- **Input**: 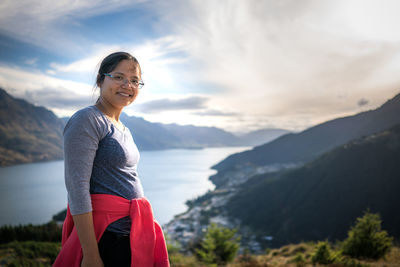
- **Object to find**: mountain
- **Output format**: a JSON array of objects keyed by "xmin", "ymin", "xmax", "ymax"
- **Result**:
[
  {"xmin": 0, "ymin": 88, "xmax": 64, "ymax": 166},
  {"xmin": 122, "ymin": 115, "xmax": 288, "ymax": 150},
  {"xmin": 235, "ymin": 128, "xmax": 291, "ymax": 147},
  {"xmin": 162, "ymin": 123, "xmax": 244, "ymax": 147},
  {"xmin": 213, "ymin": 92, "xmax": 400, "ymax": 172},
  {"xmin": 227, "ymin": 123, "xmax": 400, "ymax": 247},
  {"xmin": 0, "ymin": 88, "xmax": 288, "ymax": 166}
]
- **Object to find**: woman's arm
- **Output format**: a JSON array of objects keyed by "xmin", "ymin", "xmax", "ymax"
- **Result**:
[
  {"xmin": 73, "ymin": 212, "xmax": 104, "ymax": 267},
  {"xmin": 63, "ymin": 108, "xmax": 107, "ymax": 266}
]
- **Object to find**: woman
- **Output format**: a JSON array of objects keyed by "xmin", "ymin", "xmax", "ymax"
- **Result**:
[{"xmin": 53, "ymin": 52, "xmax": 169, "ymax": 267}]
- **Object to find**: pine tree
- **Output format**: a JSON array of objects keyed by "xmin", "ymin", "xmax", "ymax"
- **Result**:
[
  {"xmin": 195, "ymin": 223, "xmax": 240, "ymax": 265},
  {"xmin": 341, "ymin": 210, "xmax": 392, "ymax": 259}
]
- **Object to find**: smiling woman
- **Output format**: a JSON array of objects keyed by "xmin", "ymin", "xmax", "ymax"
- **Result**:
[{"xmin": 53, "ymin": 52, "xmax": 169, "ymax": 267}]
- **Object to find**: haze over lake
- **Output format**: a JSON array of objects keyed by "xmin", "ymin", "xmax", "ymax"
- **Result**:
[{"xmin": 0, "ymin": 147, "xmax": 249, "ymax": 226}]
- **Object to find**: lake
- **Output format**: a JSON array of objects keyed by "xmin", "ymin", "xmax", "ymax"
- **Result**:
[{"xmin": 0, "ymin": 146, "xmax": 249, "ymax": 226}]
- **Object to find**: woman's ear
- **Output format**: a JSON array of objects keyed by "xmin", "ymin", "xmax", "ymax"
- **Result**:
[{"xmin": 96, "ymin": 74, "xmax": 103, "ymax": 88}]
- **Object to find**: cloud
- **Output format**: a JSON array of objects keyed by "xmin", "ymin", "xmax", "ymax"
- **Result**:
[
  {"xmin": 192, "ymin": 109, "xmax": 239, "ymax": 117},
  {"xmin": 135, "ymin": 96, "xmax": 208, "ymax": 113},
  {"xmin": 149, "ymin": 0, "xmax": 400, "ymax": 130},
  {"xmin": 0, "ymin": 65, "xmax": 94, "ymax": 116},
  {"xmin": 24, "ymin": 57, "xmax": 38, "ymax": 66},
  {"xmin": 357, "ymin": 98, "xmax": 369, "ymax": 107},
  {"xmin": 23, "ymin": 88, "xmax": 92, "ymax": 109},
  {"xmin": 0, "ymin": 0, "xmax": 146, "ymax": 53},
  {"xmin": 2, "ymin": 0, "xmax": 400, "ymax": 132}
]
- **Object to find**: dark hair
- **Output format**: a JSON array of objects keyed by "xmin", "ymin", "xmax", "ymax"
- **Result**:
[{"xmin": 96, "ymin": 51, "xmax": 141, "ymax": 87}]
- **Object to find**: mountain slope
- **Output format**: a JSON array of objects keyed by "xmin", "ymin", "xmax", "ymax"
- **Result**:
[
  {"xmin": 227, "ymin": 123, "xmax": 400, "ymax": 247},
  {"xmin": 236, "ymin": 128, "xmax": 291, "ymax": 147},
  {"xmin": 213, "ymin": 92, "xmax": 400, "ymax": 172},
  {"xmin": 0, "ymin": 88, "xmax": 64, "ymax": 166}
]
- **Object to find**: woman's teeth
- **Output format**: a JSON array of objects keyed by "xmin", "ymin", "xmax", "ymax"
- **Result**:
[{"xmin": 118, "ymin": 92, "xmax": 131, "ymax": 97}]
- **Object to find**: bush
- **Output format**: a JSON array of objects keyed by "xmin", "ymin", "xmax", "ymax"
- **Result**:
[
  {"xmin": 287, "ymin": 252, "xmax": 306, "ymax": 267},
  {"xmin": 3, "ymin": 241, "xmax": 60, "ymax": 262},
  {"xmin": 165, "ymin": 234, "xmax": 181, "ymax": 255},
  {"xmin": 169, "ymin": 253, "xmax": 200, "ymax": 267},
  {"xmin": 195, "ymin": 223, "xmax": 240, "ymax": 265},
  {"xmin": 311, "ymin": 241, "xmax": 335, "ymax": 265},
  {"xmin": 341, "ymin": 210, "xmax": 393, "ymax": 259},
  {"xmin": 0, "ymin": 241, "xmax": 61, "ymax": 266},
  {"xmin": 0, "ymin": 222, "xmax": 62, "ymax": 244}
]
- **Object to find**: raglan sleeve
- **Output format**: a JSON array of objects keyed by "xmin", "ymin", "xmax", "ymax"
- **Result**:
[{"xmin": 63, "ymin": 108, "xmax": 106, "ymax": 215}]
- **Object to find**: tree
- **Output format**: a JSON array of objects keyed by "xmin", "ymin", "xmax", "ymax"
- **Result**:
[
  {"xmin": 195, "ymin": 223, "xmax": 240, "ymax": 265},
  {"xmin": 341, "ymin": 210, "xmax": 393, "ymax": 259},
  {"xmin": 311, "ymin": 241, "xmax": 334, "ymax": 265}
]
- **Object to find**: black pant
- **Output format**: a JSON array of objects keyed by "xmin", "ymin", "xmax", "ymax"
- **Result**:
[{"xmin": 98, "ymin": 230, "xmax": 131, "ymax": 267}]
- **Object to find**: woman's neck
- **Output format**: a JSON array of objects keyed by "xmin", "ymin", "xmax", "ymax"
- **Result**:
[{"xmin": 95, "ymin": 98, "xmax": 122, "ymax": 122}]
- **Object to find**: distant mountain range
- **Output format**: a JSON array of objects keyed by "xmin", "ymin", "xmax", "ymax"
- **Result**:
[
  {"xmin": 227, "ymin": 122, "xmax": 400, "ymax": 247},
  {"xmin": 213, "ymin": 92, "xmax": 400, "ymax": 173},
  {"xmin": 0, "ymin": 88, "xmax": 288, "ymax": 166},
  {"xmin": 120, "ymin": 114, "xmax": 244, "ymax": 150}
]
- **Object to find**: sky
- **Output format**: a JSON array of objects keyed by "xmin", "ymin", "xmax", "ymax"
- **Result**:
[{"xmin": 0, "ymin": 0, "xmax": 400, "ymax": 133}]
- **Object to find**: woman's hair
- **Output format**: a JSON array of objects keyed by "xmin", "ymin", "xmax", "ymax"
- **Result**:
[{"xmin": 96, "ymin": 51, "xmax": 141, "ymax": 87}]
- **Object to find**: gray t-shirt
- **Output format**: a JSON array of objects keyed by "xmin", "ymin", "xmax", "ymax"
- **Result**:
[{"xmin": 64, "ymin": 105, "xmax": 144, "ymax": 234}]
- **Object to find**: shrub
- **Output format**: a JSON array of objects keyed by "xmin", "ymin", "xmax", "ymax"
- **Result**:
[
  {"xmin": 311, "ymin": 241, "xmax": 335, "ymax": 265},
  {"xmin": 0, "ymin": 241, "xmax": 61, "ymax": 266},
  {"xmin": 195, "ymin": 223, "xmax": 240, "ymax": 265},
  {"xmin": 5, "ymin": 241, "xmax": 60, "ymax": 262},
  {"xmin": 0, "ymin": 222, "xmax": 62, "ymax": 244},
  {"xmin": 165, "ymin": 234, "xmax": 181, "ymax": 255},
  {"xmin": 341, "ymin": 210, "xmax": 393, "ymax": 259},
  {"xmin": 169, "ymin": 253, "xmax": 200, "ymax": 267},
  {"xmin": 287, "ymin": 252, "xmax": 307, "ymax": 267}
]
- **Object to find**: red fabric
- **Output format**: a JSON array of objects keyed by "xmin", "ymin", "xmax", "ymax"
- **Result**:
[{"xmin": 53, "ymin": 194, "xmax": 169, "ymax": 267}]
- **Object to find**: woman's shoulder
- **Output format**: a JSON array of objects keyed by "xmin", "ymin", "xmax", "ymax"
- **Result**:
[
  {"xmin": 67, "ymin": 106, "xmax": 104, "ymax": 124},
  {"xmin": 64, "ymin": 106, "xmax": 108, "ymax": 136}
]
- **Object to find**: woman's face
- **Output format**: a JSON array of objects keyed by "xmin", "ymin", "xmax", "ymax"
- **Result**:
[{"xmin": 99, "ymin": 59, "xmax": 141, "ymax": 110}]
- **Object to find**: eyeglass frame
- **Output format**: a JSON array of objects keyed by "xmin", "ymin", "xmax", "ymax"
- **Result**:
[{"xmin": 103, "ymin": 73, "xmax": 144, "ymax": 89}]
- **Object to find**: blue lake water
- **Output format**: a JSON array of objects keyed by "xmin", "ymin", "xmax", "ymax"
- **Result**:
[{"xmin": 0, "ymin": 147, "xmax": 249, "ymax": 226}]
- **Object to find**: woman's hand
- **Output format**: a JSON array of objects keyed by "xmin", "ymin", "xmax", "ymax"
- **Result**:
[{"xmin": 81, "ymin": 254, "xmax": 104, "ymax": 267}]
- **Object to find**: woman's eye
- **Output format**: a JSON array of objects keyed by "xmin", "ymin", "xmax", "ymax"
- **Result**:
[
  {"xmin": 114, "ymin": 75, "xmax": 124, "ymax": 81},
  {"xmin": 130, "ymin": 80, "xmax": 139, "ymax": 85}
]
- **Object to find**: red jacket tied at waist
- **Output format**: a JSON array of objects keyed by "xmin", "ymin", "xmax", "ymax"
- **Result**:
[{"xmin": 53, "ymin": 194, "xmax": 170, "ymax": 267}]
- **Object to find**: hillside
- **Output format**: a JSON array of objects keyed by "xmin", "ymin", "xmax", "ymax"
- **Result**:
[
  {"xmin": 236, "ymin": 128, "xmax": 290, "ymax": 147},
  {"xmin": 0, "ymin": 88, "xmax": 64, "ymax": 166},
  {"xmin": 213, "ymin": 92, "xmax": 400, "ymax": 173},
  {"xmin": 227, "ymin": 123, "xmax": 400, "ymax": 247}
]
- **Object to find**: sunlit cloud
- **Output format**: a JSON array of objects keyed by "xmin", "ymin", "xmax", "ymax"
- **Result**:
[
  {"xmin": 135, "ymin": 96, "xmax": 208, "ymax": 113},
  {"xmin": 0, "ymin": 65, "xmax": 94, "ymax": 116},
  {"xmin": 150, "ymin": 0, "xmax": 400, "ymax": 130},
  {"xmin": 192, "ymin": 109, "xmax": 239, "ymax": 117}
]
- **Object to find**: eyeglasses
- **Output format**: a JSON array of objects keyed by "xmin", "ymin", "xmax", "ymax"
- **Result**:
[{"xmin": 103, "ymin": 73, "xmax": 144, "ymax": 89}]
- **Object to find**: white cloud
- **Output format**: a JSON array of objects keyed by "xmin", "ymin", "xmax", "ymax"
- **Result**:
[
  {"xmin": 24, "ymin": 57, "xmax": 38, "ymax": 66},
  {"xmin": 0, "ymin": 0, "xmax": 146, "ymax": 52},
  {"xmin": 0, "ymin": 65, "xmax": 94, "ymax": 116},
  {"xmin": 135, "ymin": 96, "xmax": 208, "ymax": 113},
  {"xmin": 149, "ymin": 0, "xmax": 400, "ymax": 130}
]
